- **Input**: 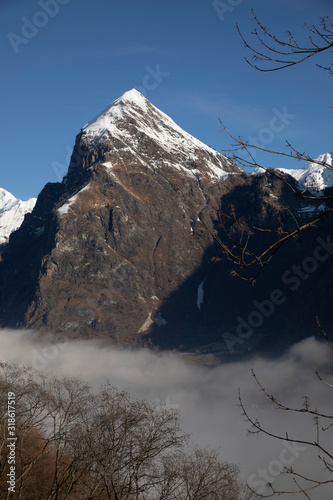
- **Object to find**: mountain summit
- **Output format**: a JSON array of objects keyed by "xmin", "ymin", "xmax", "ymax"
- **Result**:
[
  {"xmin": 80, "ymin": 89, "xmax": 239, "ymax": 180},
  {"xmin": 65, "ymin": 89, "xmax": 240, "ymax": 187}
]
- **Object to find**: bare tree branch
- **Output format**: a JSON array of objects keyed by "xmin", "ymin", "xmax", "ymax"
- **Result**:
[{"xmin": 237, "ymin": 10, "xmax": 333, "ymax": 73}]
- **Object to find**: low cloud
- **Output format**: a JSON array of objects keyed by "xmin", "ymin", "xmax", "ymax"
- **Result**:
[{"xmin": 0, "ymin": 329, "xmax": 332, "ymax": 499}]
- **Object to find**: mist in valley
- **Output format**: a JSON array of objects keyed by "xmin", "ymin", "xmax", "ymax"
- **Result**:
[{"xmin": 0, "ymin": 329, "xmax": 332, "ymax": 499}]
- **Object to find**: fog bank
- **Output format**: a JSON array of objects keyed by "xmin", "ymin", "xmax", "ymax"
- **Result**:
[{"xmin": 0, "ymin": 329, "xmax": 332, "ymax": 499}]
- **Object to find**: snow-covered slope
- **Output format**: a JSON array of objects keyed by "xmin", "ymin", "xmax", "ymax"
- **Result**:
[
  {"xmin": 0, "ymin": 189, "xmax": 36, "ymax": 245},
  {"xmin": 81, "ymin": 89, "xmax": 240, "ymax": 180},
  {"xmin": 277, "ymin": 153, "xmax": 333, "ymax": 193}
]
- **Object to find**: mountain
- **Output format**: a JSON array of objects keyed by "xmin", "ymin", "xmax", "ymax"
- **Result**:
[
  {"xmin": 0, "ymin": 90, "xmax": 332, "ymax": 358},
  {"xmin": 0, "ymin": 189, "xmax": 36, "ymax": 245},
  {"xmin": 255, "ymin": 152, "xmax": 333, "ymax": 193},
  {"xmin": 0, "ymin": 90, "xmax": 242, "ymax": 344}
]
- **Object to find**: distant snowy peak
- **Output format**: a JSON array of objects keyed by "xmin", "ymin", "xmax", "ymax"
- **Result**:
[
  {"xmin": 277, "ymin": 152, "xmax": 333, "ymax": 192},
  {"xmin": 81, "ymin": 89, "xmax": 240, "ymax": 180},
  {"xmin": 0, "ymin": 188, "xmax": 36, "ymax": 245}
]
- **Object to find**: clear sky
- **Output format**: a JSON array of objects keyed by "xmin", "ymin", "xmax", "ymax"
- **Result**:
[{"xmin": 1, "ymin": 0, "xmax": 332, "ymax": 200}]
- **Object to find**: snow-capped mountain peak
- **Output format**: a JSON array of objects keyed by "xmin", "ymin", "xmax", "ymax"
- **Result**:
[
  {"xmin": 0, "ymin": 189, "xmax": 36, "ymax": 245},
  {"xmin": 120, "ymin": 88, "xmax": 149, "ymax": 110},
  {"xmin": 278, "ymin": 152, "xmax": 333, "ymax": 192},
  {"xmin": 80, "ymin": 88, "xmax": 241, "ymax": 181},
  {"xmin": 83, "ymin": 89, "xmax": 147, "ymax": 134}
]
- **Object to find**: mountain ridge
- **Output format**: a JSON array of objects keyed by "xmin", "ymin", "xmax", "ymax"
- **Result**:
[{"xmin": 254, "ymin": 152, "xmax": 333, "ymax": 193}]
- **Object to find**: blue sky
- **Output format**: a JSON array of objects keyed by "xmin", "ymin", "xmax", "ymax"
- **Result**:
[{"xmin": 1, "ymin": 0, "xmax": 332, "ymax": 200}]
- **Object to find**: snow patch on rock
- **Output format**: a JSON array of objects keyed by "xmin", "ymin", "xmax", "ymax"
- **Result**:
[
  {"xmin": 138, "ymin": 312, "xmax": 153, "ymax": 333},
  {"xmin": 197, "ymin": 280, "xmax": 205, "ymax": 311},
  {"xmin": 57, "ymin": 184, "xmax": 91, "ymax": 216}
]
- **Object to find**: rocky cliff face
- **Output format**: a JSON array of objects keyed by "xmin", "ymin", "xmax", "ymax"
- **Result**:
[
  {"xmin": 0, "ymin": 90, "xmax": 242, "ymax": 343},
  {"xmin": 0, "ymin": 90, "xmax": 332, "ymax": 357}
]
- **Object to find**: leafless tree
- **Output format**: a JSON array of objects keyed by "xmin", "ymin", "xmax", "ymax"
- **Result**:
[
  {"xmin": 158, "ymin": 445, "xmax": 251, "ymax": 500},
  {"xmin": 0, "ymin": 362, "xmax": 254, "ymax": 499},
  {"xmin": 0, "ymin": 363, "xmax": 95, "ymax": 499},
  {"xmin": 237, "ymin": 10, "xmax": 333, "ymax": 74},
  {"xmin": 215, "ymin": 11, "xmax": 333, "ymax": 282},
  {"xmin": 239, "ymin": 320, "xmax": 333, "ymax": 498}
]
